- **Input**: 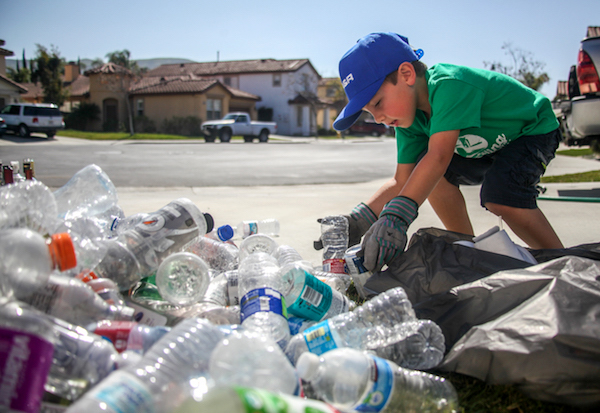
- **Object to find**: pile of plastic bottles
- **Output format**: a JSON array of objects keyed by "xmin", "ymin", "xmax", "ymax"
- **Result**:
[{"xmin": 0, "ymin": 163, "xmax": 459, "ymax": 413}]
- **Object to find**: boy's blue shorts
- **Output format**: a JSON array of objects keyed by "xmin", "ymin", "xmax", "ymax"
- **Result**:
[{"xmin": 443, "ymin": 129, "xmax": 561, "ymax": 209}]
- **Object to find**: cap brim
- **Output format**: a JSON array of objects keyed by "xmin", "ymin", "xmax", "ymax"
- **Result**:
[{"xmin": 333, "ymin": 78, "xmax": 385, "ymax": 131}]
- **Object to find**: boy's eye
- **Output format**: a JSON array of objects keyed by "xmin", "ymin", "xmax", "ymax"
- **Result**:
[{"xmin": 374, "ymin": 100, "xmax": 381, "ymax": 108}]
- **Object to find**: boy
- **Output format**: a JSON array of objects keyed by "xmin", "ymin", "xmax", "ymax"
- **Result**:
[{"xmin": 332, "ymin": 32, "xmax": 563, "ymax": 272}]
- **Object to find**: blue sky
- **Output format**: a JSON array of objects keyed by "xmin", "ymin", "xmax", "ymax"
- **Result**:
[{"xmin": 1, "ymin": 0, "xmax": 598, "ymax": 97}]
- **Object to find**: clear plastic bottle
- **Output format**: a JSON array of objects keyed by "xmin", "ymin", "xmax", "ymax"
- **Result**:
[
  {"xmin": 184, "ymin": 235, "xmax": 239, "ymax": 273},
  {"xmin": 15, "ymin": 273, "xmax": 134, "ymax": 326},
  {"xmin": 238, "ymin": 252, "xmax": 290, "ymax": 349},
  {"xmin": 155, "ymin": 252, "xmax": 211, "ymax": 306},
  {"xmin": 0, "ymin": 298, "xmax": 56, "ymax": 413},
  {"xmin": 297, "ymin": 348, "xmax": 459, "ymax": 412},
  {"xmin": 175, "ymin": 385, "xmax": 341, "ymax": 413},
  {"xmin": 52, "ymin": 164, "xmax": 119, "ymax": 221},
  {"xmin": 368, "ymin": 319, "xmax": 446, "ymax": 371},
  {"xmin": 238, "ymin": 233, "xmax": 278, "ymax": 262},
  {"xmin": 208, "ymin": 329, "xmax": 299, "ymax": 395},
  {"xmin": 112, "ymin": 212, "xmax": 150, "ymax": 236},
  {"xmin": 0, "ymin": 228, "xmax": 77, "ymax": 297},
  {"xmin": 206, "ymin": 224, "xmax": 235, "ymax": 242},
  {"xmin": 0, "ymin": 180, "xmax": 59, "ymax": 235},
  {"xmin": 91, "ymin": 198, "xmax": 214, "ymax": 290},
  {"xmin": 236, "ymin": 218, "xmax": 280, "ymax": 238},
  {"xmin": 284, "ymin": 287, "xmax": 417, "ymax": 365},
  {"xmin": 344, "ymin": 244, "xmax": 372, "ymax": 299},
  {"xmin": 65, "ymin": 318, "xmax": 225, "ymax": 413},
  {"xmin": 320, "ymin": 216, "xmax": 349, "ymax": 274},
  {"xmin": 85, "ymin": 276, "xmax": 127, "ymax": 307},
  {"xmin": 86, "ymin": 320, "xmax": 170, "ymax": 354}
]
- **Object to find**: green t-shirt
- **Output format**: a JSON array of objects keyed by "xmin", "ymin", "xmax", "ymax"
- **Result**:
[{"xmin": 396, "ymin": 63, "xmax": 559, "ymax": 163}]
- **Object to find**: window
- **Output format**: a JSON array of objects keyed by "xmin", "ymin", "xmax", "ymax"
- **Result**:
[
  {"xmin": 223, "ymin": 77, "xmax": 232, "ymax": 86},
  {"xmin": 273, "ymin": 74, "xmax": 281, "ymax": 87},
  {"xmin": 137, "ymin": 99, "xmax": 144, "ymax": 117},
  {"xmin": 206, "ymin": 99, "xmax": 222, "ymax": 120}
]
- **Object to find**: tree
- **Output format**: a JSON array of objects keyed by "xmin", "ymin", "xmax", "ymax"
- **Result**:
[
  {"xmin": 32, "ymin": 44, "xmax": 69, "ymax": 106},
  {"xmin": 484, "ymin": 43, "xmax": 549, "ymax": 91},
  {"xmin": 105, "ymin": 49, "xmax": 144, "ymax": 74},
  {"xmin": 7, "ymin": 66, "xmax": 31, "ymax": 83}
]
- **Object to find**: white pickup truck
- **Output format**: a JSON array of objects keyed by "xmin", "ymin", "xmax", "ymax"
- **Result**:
[{"xmin": 201, "ymin": 112, "xmax": 277, "ymax": 143}]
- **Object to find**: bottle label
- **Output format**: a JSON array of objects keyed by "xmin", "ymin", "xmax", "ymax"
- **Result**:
[
  {"xmin": 0, "ymin": 327, "xmax": 54, "ymax": 413},
  {"xmin": 246, "ymin": 222, "xmax": 259, "ymax": 236},
  {"xmin": 240, "ymin": 288, "xmax": 287, "ymax": 322},
  {"xmin": 302, "ymin": 320, "xmax": 342, "ymax": 355},
  {"xmin": 354, "ymin": 355, "xmax": 394, "ymax": 412},
  {"xmin": 91, "ymin": 372, "xmax": 154, "ymax": 413},
  {"xmin": 323, "ymin": 258, "xmax": 346, "ymax": 274},
  {"xmin": 24, "ymin": 282, "xmax": 60, "ymax": 313},
  {"xmin": 288, "ymin": 272, "xmax": 333, "ymax": 321},
  {"xmin": 233, "ymin": 386, "xmax": 338, "ymax": 413},
  {"xmin": 91, "ymin": 321, "xmax": 137, "ymax": 353}
]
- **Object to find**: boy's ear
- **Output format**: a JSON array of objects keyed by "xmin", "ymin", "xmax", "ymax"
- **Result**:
[{"xmin": 398, "ymin": 62, "xmax": 416, "ymax": 85}]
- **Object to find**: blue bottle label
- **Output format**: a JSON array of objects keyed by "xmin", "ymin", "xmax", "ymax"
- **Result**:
[
  {"xmin": 354, "ymin": 355, "xmax": 394, "ymax": 412},
  {"xmin": 302, "ymin": 320, "xmax": 339, "ymax": 355},
  {"xmin": 288, "ymin": 272, "xmax": 333, "ymax": 321},
  {"xmin": 240, "ymin": 288, "xmax": 287, "ymax": 322},
  {"xmin": 248, "ymin": 222, "xmax": 258, "ymax": 236}
]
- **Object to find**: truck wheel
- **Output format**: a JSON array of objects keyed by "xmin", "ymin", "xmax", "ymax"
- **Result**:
[
  {"xmin": 18, "ymin": 124, "xmax": 30, "ymax": 137},
  {"xmin": 258, "ymin": 129, "xmax": 269, "ymax": 143},
  {"xmin": 243, "ymin": 136, "xmax": 254, "ymax": 143},
  {"xmin": 204, "ymin": 135, "xmax": 216, "ymax": 143},
  {"xmin": 220, "ymin": 128, "xmax": 232, "ymax": 143}
]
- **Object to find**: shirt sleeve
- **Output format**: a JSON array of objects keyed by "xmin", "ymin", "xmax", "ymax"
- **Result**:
[
  {"xmin": 429, "ymin": 80, "xmax": 485, "ymax": 136},
  {"xmin": 396, "ymin": 127, "xmax": 429, "ymax": 164}
]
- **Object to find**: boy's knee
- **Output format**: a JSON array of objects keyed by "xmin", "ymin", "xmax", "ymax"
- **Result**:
[{"xmin": 484, "ymin": 202, "xmax": 513, "ymax": 217}]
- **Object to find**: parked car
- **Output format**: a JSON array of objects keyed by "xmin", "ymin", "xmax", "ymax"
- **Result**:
[
  {"xmin": 0, "ymin": 103, "xmax": 65, "ymax": 138},
  {"xmin": 201, "ymin": 112, "xmax": 277, "ymax": 143},
  {"xmin": 554, "ymin": 27, "xmax": 600, "ymax": 148},
  {"xmin": 0, "ymin": 117, "xmax": 6, "ymax": 136},
  {"xmin": 347, "ymin": 119, "xmax": 390, "ymax": 137}
]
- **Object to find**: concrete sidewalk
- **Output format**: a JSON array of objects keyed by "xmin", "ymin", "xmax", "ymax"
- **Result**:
[{"xmin": 115, "ymin": 152, "xmax": 600, "ymax": 267}]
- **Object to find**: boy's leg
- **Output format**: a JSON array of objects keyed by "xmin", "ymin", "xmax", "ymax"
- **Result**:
[
  {"xmin": 428, "ymin": 176, "xmax": 474, "ymax": 235},
  {"xmin": 485, "ymin": 202, "xmax": 564, "ymax": 249}
]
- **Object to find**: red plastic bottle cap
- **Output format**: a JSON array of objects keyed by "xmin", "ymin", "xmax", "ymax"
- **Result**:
[
  {"xmin": 50, "ymin": 233, "xmax": 77, "ymax": 271},
  {"xmin": 76, "ymin": 270, "xmax": 99, "ymax": 283}
]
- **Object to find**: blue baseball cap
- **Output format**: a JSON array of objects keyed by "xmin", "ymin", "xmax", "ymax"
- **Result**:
[{"xmin": 333, "ymin": 32, "xmax": 424, "ymax": 131}]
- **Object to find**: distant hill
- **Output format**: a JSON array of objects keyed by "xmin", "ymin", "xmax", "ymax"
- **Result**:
[{"xmin": 5, "ymin": 57, "xmax": 196, "ymax": 72}]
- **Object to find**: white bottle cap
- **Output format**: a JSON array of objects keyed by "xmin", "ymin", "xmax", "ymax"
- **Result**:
[{"xmin": 296, "ymin": 352, "xmax": 320, "ymax": 381}]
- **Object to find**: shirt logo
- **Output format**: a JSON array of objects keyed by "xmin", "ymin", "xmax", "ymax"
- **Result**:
[{"xmin": 342, "ymin": 73, "xmax": 354, "ymax": 88}]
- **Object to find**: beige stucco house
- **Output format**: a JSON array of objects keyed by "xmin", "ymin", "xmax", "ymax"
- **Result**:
[{"xmin": 0, "ymin": 40, "xmax": 27, "ymax": 108}]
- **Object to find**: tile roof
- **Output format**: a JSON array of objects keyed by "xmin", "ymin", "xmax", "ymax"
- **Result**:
[
  {"xmin": 18, "ymin": 82, "xmax": 43, "ymax": 99},
  {"xmin": 0, "ymin": 74, "xmax": 28, "ymax": 93},
  {"xmin": 145, "ymin": 58, "xmax": 313, "ymax": 78},
  {"xmin": 129, "ymin": 75, "xmax": 259, "ymax": 100},
  {"xmin": 0, "ymin": 47, "xmax": 14, "ymax": 57},
  {"xmin": 84, "ymin": 62, "xmax": 134, "ymax": 76},
  {"xmin": 67, "ymin": 75, "xmax": 90, "ymax": 97}
]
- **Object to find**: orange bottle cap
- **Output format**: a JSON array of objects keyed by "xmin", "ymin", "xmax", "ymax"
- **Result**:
[{"xmin": 49, "ymin": 233, "xmax": 77, "ymax": 271}]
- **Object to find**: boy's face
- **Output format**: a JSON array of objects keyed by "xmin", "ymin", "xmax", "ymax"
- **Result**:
[{"xmin": 362, "ymin": 64, "xmax": 417, "ymax": 128}]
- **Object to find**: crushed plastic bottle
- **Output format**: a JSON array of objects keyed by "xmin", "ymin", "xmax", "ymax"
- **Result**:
[
  {"xmin": 0, "ymin": 180, "xmax": 59, "ymax": 234},
  {"xmin": 320, "ymin": 216, "xmax": 349, "ymax": 274},
  {"xmin": 184, "ymin": 235, "xmax": 239, "ymax": 273}
]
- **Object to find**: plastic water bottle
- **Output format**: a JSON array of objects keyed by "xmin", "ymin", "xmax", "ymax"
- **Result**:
[
  {"xmin": 236, "ymin": 218, "xmax": 280, "ymax": 238},
  {"xmin": 65, "ymin": 317, "xmax": 225, "ymax": 413},
  {"xmin": 208, "ymin": 329, "xmax": 299, "ymax": 395},
  {"xmin": 86, "ymin": 320, "xmax": 170, "ymax": 354},
  {"xmin": 297, "ymin": 348, "xmax": 459, "ymax": 412},
  {"xmin": 15, "ymin": 273, "xmax": 134, "ymax": 326},
  {"xmin": 238, "ymin": 233, "xmax": 278, "ymax": 261},
  {"xmin": 52, "ymin": 164, "xmax": 119, "ymax": 221},
  {"xmin": 0, "ymin": 180, "xmax": 59, "ymax": 235},
  {"xmin": 320, "ymin": 216, "xmax": 349, "ymax": 274},
  {"xmin": 184, "ymin": 235, "xmax": 239, "ymax": 272},
  {"xmin": 91, "ymin": 198, "xmax": 214, "ymax": 290},
  {"xmin": 284, "ymin": 287, "xmax": 417, "ymax": 365},
  {"xmin": 175, "ymin": 385, "xmax": 341, "ymax": 413},
  {"xmin": 344, "ymin": 244, "xmax": 372, "ymax": 299},
  {"xmin": 238, "ymin": 252, "xmax": 290, "ymax": 349},
  {"xmin": 154, "ymin": 252, "xmax": 211, "ymax": 306},
  {"xmin": 0, "ymin": 298, "xmax": 56, "ymax": 413},
  {"xmin": 85, "ymin": 276, "xmax": 127, "ymax": 307},
  {"xmin": 368, "ymin": 319, "xmax": 446, "ymax": 371},
  {"xmin": 0, "ymin": 228, "xmax": 77, "ymax": 297}
]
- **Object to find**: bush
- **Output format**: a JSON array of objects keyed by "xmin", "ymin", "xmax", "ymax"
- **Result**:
[
  {"xmin": 65, "ymin": 102, "xmax": 100, "ymax": 131},
  {"xmin": 160, "ymin": 116, "xmax": 202, "ymax": 136},
  {"xmin": 134, "ymin": 116, "xmax": 157, "ymax": 133}
]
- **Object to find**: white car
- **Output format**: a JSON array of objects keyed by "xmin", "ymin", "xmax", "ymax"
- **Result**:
[{"xmin": 0, "ymin": 103, "xmax": 65, "ymax": 138}]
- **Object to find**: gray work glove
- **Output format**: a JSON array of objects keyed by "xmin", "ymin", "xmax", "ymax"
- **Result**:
[
  {"xmin": 359, "ymin": 196, "xmax": 418, "ymax": 272},
  {"xmin": 313, "ymin": 203, "xmax": 378, "ymax": 250}
]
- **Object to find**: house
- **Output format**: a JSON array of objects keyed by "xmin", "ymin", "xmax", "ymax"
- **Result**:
[
  {"xmin": 317, "ymin": 77, "xmax": 346, "ymax": 132},
  {"xmin": 145, "ymin": 58, "xmax": 328, "ymax": 136},
  {"xmin": 0, "ymin": 40, "xmax": 28, "ymax": 108}
]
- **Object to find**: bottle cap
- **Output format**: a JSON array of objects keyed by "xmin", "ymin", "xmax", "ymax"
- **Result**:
[
  {"xmin": 217, "ymin": 224, "xmax": 234, "ymax": 241},
  {"xmin": 204, "ymin": 213, "xmax": 215, "ymax": 233},
  {"xmin": 49, "ymin": 232, "xmax": 77, "ymax": 271},
  {"xmin": 296, "ymin": 352, "xmax": 320, "ymax": 381}
]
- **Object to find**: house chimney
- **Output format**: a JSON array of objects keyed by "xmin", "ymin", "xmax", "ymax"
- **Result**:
[
  {"xmin": 64, "ymin": 61, "xmax": 80, "ymax": 83},
  {"xmin": 217, "ymin": 51, "xmax": 220, "ymax": 63}
]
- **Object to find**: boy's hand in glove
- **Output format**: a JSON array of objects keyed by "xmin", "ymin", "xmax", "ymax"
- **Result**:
[
  {"xmin": 359, "ymin": 196, "xmax": 418, "ymax": 272},
  {"xmin": 313, "ymin": 203, "xmax": 377, "ymax": 250}
]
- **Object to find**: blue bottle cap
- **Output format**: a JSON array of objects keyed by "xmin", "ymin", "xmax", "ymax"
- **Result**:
[{"xmin": 217, "ymin": 224, "xmax": 234, "ymax": 241}]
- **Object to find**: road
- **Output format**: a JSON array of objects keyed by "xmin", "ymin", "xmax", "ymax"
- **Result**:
[{"xmin": 0, "ymin": 134, "xmax": 397, "ymax": 187}]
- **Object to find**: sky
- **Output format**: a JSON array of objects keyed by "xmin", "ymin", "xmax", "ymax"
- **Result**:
[{"xmin": 1, "ymin": 0, "xmax": 599, "ymax": 98}]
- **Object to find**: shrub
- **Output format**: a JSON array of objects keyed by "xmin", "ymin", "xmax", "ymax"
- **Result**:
[
  {"xmin": 134, "ymin": 116, "xmax": 157, "ymax": 133},
  {"xmin": 65, "ymin": 102, "xmax": 100, "ymax": 131},
  {"xmin": 160, "ymin": 116, "xmax": 202, "ymax": 136}
]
